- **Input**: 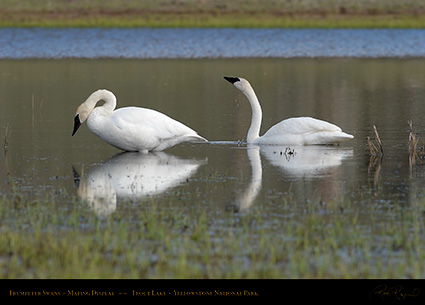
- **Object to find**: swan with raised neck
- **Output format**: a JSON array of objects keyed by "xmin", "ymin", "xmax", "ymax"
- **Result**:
[{"xmin": 224, "ymin": 77, "xmax": 353, "ymax": 145}]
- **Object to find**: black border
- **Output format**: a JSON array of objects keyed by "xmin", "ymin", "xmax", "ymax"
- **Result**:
[{"xmin": 2, "ymin": 279, "xmax": 425, "ymax": 303}]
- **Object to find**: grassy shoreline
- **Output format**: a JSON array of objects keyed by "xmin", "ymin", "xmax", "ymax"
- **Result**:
[
  {"xmin": 1, "ymin": 0, "xmax": 425, "ymax": 28},
  {"xmin": 2, "ymin": 12, "xmax": 425, "ymax": 28}
]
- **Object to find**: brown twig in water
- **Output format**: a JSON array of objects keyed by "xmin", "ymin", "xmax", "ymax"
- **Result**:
[
  {"xmin": 367, "ymin": 125, "xmax": 384, "ymax": 187},
  {"xmin": 367, "ymin": 136, "xmax": 377, "ymax": 156},
  {"xmin": 407, "ymin": 120, "xmax": 424, "ymax": 168},
  {"xmin": 373, "ymin": 125, "xmax": 384, "ymax": 156},
  {"xmin": 367, "ymin": 125, "xmax": 383, "ymax": 157},
  {"xmin": 408, "ymin": 120, "xmax": 419, "ymax": 154}
]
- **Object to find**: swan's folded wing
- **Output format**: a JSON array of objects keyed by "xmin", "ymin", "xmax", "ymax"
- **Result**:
[
  {"xmin": 263, "ymin": 117, "xmax": 342, "ymax": 137},
  {"xmin": 111, "ymin": 107, "xmax": 202, "ymax": 141}
]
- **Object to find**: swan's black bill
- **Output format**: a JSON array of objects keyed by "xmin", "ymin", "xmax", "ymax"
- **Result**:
[
  {"xmin": 224, "ymin": 77, "xmax": 240, "ymax": 84},
  {"xmin": 72, "ymin": 114, "xmax": 81, "ymax": 136}
]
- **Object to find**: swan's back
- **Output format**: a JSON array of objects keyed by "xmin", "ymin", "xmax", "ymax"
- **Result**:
[
  {"xmin": 260, "ymin": 117, "xmax": 353, "ymax": 145},
  {"xmin": 88, "ymin": 107, "xmax": 206, "ymax": 152},
  {"xmin": 264, "ymin": 117, "xmax": 341, "ymax": 135},
  {"xmin": 113, "ymin": 107, "xmax": 199, "ymax": 137}
]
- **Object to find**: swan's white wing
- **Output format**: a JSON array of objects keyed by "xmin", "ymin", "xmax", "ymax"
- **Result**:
[
  {"xmin": 114, "ymin": 107, "xmax": 199, "ymax": 137},
  {"xmin": 263, "ymin": 117, "xmax": 342, "ymax": 137},
  {"xmin": 93, "ymin": 107, "xmax": 205, "ymax": 151},
  {"xmin": 259, "ymin": 117, "xmax": 353, "ymax": 145}
]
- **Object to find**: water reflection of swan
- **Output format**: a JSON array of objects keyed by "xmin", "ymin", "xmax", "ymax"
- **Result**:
[
  {"xmin": 74, "ymin": 152, "xmax": 206, "ymax": 215},
  {"xmin": 224, "ymin": 77, "xmax": 353, "ymax": 145},
  {"xmin": 234, "ymin": 145, "xmax": 262, "ymax": 212},
  {"xmin": 260, "ymin": 145, "xmax": 353, "ymax": 177},
  {"xmin": 234, "ymin": 145, "xmax": 353, "ymax": 211}
]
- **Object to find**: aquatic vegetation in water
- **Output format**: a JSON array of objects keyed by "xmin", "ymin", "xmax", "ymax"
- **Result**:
[
  {"xmin": 1, "ymin": 189, "xmax": 425, "ymax": 279},
  {"xmin": 408, "ymin": 120, "xmax": 425, "ymax": 168},
  {"xmin": 367, "ymin": 125, "xmax": 384, "ymax": 157}
]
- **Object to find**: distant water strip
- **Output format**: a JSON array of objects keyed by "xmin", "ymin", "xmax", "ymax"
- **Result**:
[{"xmin": 1, "ymin": 28, "xmax": 425, "ymax": 59}]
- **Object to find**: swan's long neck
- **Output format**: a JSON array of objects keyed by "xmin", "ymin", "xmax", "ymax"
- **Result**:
[
  {"xmin": 77, "ymin": 90, "xmax": 117, "ymax": 125},
  {"xmin": 88, "ymin": 89, "xmax": 117, "ymax": 114},
  {"xmin": 73, "ymin": 89, "xmax": 117, "ymax": 136},
  {"xmin": 242, "ymin": 85, "xmax": 262, "ymax": 143}
]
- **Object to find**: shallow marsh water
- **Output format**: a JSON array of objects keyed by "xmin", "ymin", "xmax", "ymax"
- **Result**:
[
  {"xmin": 2, "ymin": 57, "xmax": 425, "ymax": 212},
  {"xmin": 2, "ymin": 56, "xmax": 425, "ymax": 279}
]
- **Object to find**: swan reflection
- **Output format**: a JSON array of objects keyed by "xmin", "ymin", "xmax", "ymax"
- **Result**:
[
  {"xmin": 234, "ymin": 145, "xmax": 262, "ymax": 212},
  {"xmin": 234, "ymin": 145, "xmax": 353, "ymax": 211},
  {"xmin": 74, "ymin": 152, "xmax": 206, "ymax": 215},
  {"xmin": 260, "ymin": 145, "xmax": 353, "ymax": 177}
]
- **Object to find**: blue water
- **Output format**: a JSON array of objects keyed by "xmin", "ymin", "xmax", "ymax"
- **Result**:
[{"xmin": 1, "ymin": 28, "xmax": 425, "ymax": 59}]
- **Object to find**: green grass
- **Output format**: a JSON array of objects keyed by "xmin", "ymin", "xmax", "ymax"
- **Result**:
[
  {"xmin": 1, "ymin": 189, "xmax": 424, "ymax": 279},
  {"xmin": 1, "ymin": 0, "xmax": 425, "ymax": 28},
  {"xmin": 2, "ymin": 13, "xmax": 425, "ymax": 29}
]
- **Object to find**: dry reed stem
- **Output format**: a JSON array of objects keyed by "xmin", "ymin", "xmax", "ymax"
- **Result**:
[
  {"xmin": 408, "ymin": 120, "xmax": 419, "ymax": 154},
  {"xmin": 367, "ymin": 125, "xmax": 384, "ymax": 185},
  {"xmin": 407, "ymin": 120, "xmax": 424, "ymax": 168},
  {"xmin": 367, "ymin": 125, "xmax": 383, "ymax": 157},
  {"xmin": 373, "ymin": 125, "xmax": 384, "ymax": 155},
  {"xmin": 367, "ymin": 136, "xmax": 377, "ymax": 156}
]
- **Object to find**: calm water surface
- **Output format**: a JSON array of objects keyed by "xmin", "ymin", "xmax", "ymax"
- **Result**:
[{"xmin": 2, "ymin": 58, "xmax": 425, "ymax": 216}]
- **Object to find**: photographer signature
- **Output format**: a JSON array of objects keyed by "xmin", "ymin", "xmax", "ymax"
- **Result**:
[{"xmin": 370, "ymin": 285, "xmax": 420, "ymax": 302}]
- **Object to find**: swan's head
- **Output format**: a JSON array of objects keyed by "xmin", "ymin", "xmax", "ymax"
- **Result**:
[
  {"xmin": 224, "ymin": 76, "xmax": 251, "ymax": 92},
  {"xmin": 72, "ymin": 89, "xmax": 116, "ymax": 136},
  {"xmin": 72, "ymin": 102, "xmax": 92, "ymax": 136},
  {"xmin": 72, "ymin": 107, "xmax": 88, "ymax": 136}
]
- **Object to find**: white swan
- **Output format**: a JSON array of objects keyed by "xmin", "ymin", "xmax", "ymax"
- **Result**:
[
  {"xmin": 72, "ymin": 89, "xmax": 207, "ymax": 152},
  {"xmin": 224, "ymin": 77, "xmax": 354, "ymax": 145}
]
